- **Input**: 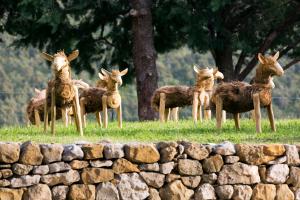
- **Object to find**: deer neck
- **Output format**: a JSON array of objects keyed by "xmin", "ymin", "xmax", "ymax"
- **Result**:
[
  {"xmin": 54, "ymin": 65, "xmax": 71, "ymax": 83},
  {"xmin": 106, "ymin": 79, "xmax": 119, "ymax": 95},
  {"xmin": 194, "ymin": 77, "xmax": 209, "ymax": 92},
  {"xmin": 253, "ymin": 63, "xmax": 271, "ymax": 85}
]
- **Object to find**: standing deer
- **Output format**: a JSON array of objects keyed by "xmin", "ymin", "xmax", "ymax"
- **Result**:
[
  {"xmin": 41, "ymin": 50, "xmax": 83, "ymax": 135},
  {"xmin": 211, "ymin": 52, "xmax": 284, "ymax": 133}
]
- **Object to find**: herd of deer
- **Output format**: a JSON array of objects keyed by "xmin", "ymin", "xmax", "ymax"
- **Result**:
[{"xmin": 26, "ymin": 50, "xmax": 284, "ymax": 135}]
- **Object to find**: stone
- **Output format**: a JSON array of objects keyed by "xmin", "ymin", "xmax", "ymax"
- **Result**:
[
  {"xmin": 159, "ymin": 180, "xmax": 194, "ymax": 200},
  {"xmin": 178, "ymin": 159, "xmax": 203, "ymax": 176},
  {"xmin": 0, "ymin": 179, "xmax": 10, "ymax": 187},
  {"xmin": 125, "ymin": 144, "xmax": 160, "ymax": 163},
  {"xmin": 81, "ymin": 168, "xmax": 114, "ymax": 184},
  {"xmin": 202, "ymin": 173, "xmax": 217, "ymax": 184},
  {"xmin": 166, "ymin": 174, "xmax": 181, "ymax": 183},
  {"xmin": 267, "ymin": 156, "xmax": 287, "ymax": 165},
  {"xmin": 181, "ymin": 176, "xmax": 201, "ymax": 188},
  {"xmin": 213, "ymin": 141, "xmax": 236, "ymax": 155},
  {"xmin": 178, "ymin": 144, "xmax": 184, "ymax": 155},
  {"xmin": 195, "ymin": 183, "xmax": 216, "ymax": 200},
  {"xmin": 157, "ymin": 141, "xmax": 178, "ymax": 150},
  {"xmin": 112, "ymin": 158, "xmax": 140, "ymax": 174},
  {"xmin": 140, "ymin": 172, "xmax": 165, "ymax": 188},
  {"xmin": 117, "ymin": 173, "xmax": 149, "ymax": 200},
  {"xmin": 258, "ymin": 165, "xmax": 267, "ymax": 183},
  {"xmin": 149, "ymin": 188, "xmax": 161, "ymax": 200},
  {"xmin": 284, "ymin": 145, "xmax": 300, "ymax": 165},
  {"xmin": 48, "ymin": 162, "xmax": 71, "ymax": 173},
  {"xmin": 215, "ymin": 185, "xmax": 233, "ymax": 199},
  {"xmin": 68, "ymin": 184, "xmax": 95, "ymax": 200},
  {"xmin": 159, "ymin": 162, "xmax": 174, "ymax": 174},
  {"xmin": 202, "ymin": 155, "xmax": 224, "ymax": 173},
  {"xmin": 287, "ymin": 167, "xmax": 300, "ymax": 187},
  {"xmin": 0, "ymin": 164, "xmax": 11, "ymax": 169},
  {"xmin": 139, "ymin": 163, "xmax": 159, "ymax": 172},
  {"xmin": 294, "ymin": 188, "xmax": 300, "ymax": 200},
  {"xmin": 52, "ymin": 185, "xmax": 69, "ymax": 200},
  {"xmin": 70, "ymin": 160, "xmax": 89, "ymax": 169},
  {"xmin": 33, "ymin": 165, "xmax": 49, "ymax": 175},
  {"xmin": 265, "ymin": 164, "xmax": 289, "ymax": 184},
  {"xmin": 0, "ymin": 143, "xmax": 20, "ymax": 163},
  {"xmin": 104, "ymin": 143, "xmax": 124, "ymax": 159},
  {"xmin": 40, "ymin": 144, "xmax": 64, "ymax": 164},
  {"xmin": 218, "ymin": 162, "xmax": 260, "ymax": 185},
  {"xmin": 81, "ymin": 143, "xmax": 104, "ymax": 160},
  {"xmin": 12, "ymin": 163, "xmax": 33, "ymax": 175},
  {"xmin": 160, "ymin": 146, "xmax": 177, "ymax": 162},
  {"xmin": 276, "ymin": 184, "xmax": 294, "ymax": 200},
  {"xmin": 96, "ymin": 182, "xmax": 119, "ymax": 200},
  {"xmin": 19, "ymin": 141, "xmax": 43, "ymax": 165},
  {"xmin": 23, "ymin": 184, "xmax": 52, "ymax": 200},
  {"xmin": 1, "ymin": 169, "xmax": 13, "ymax": 178},
  {"xmin": 11, "ymin": 175, "xmax": 41, "ymax": 188},
  {"xmin": 62, "ymin": 144, "xmax": 84, "ymax": 161},
  {"xmin": 0, "ymin": 188, "xmax": 24, "ymax": 200},
  {"xmin": 252, "ymin": 183, "xmax": 276, "ymax": 200},
  {"xmin": 90, "ymin": 160, "xmax": 113, "ymax": 168},
  {"xmin": 235, "ymin": 144, "xmax": 276, "ymax": 165},
  {"xmin": 183, "ymin": 142, "xmax": 209, "ymax": 160},
  {"xmin": 224, "ymin": 156, "xmax": 240, "ymax": 164},
  {"xmin": 41, "ymin": 169, "xmax": 80, "ymax": 186},
  {"xmin": 263, "ymin": 144, "xmax": 285, "ymax": 156},
  {"xmin": 232, "ymin": 185, "xmax": 252, "ymax": 200}
]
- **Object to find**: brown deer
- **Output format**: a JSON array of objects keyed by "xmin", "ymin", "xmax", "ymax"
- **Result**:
[
  {"xmin": 211, "ymin": 52, "xmax": 284, "ymax": 133},
  {"xmin": 41, "ymin": 50, "xmax": 83, "ymax": 135}
]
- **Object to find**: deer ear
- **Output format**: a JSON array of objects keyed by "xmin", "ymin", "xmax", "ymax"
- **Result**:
[
  {"xmin": 273, "ymin": 51, "xmax": 280, "ymax": 60},
  {"xmin": 120, "ymin": 68, "xmax": 128, "ymax": 76},
  {"xmin": 67, "ymin": 50, "xmax": 79, "ymax": 62},
  {"xmin": 193, "ymin": 65, "xmax": 200, "ymax": 73},
  {"xmin": 258, "ymin": 53, "xmax": 266, "ymax": 64},
  {"xmin": 98, "ymin": 72, "xmax": 106, "ymax": 80},
  {"xmin": 41, "ymin": 52, "xmax": 54, "ymax": 62},
  {"xmin": 34, "ymin": 88, "xmax": 41, "ymax": 94},
  {"xmin": 101, "ymin": 68, "xmax": 112, "ymax": 76}
]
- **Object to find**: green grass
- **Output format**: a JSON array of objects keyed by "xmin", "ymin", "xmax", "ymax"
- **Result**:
[{"xmin": 0, "ymin": 119, "xmax": 299, "ymax": 144}]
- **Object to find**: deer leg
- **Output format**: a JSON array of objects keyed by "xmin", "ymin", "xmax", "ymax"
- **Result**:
[
  {"xmin": 159, "ymin": 93, "xmax": 166, "ymax": 122},
  {"xmin": 192, "ymin": 92, "xmax": 199, "ymax": 123},
  {"xmin": 233, "ymin": 113, "xmax": 240, "ymax": 130},
  {"xmin": 117, "ymin": 102, "xmax": 122, "ymax": 128},
  {"xmin": 253, "ymin": 93, "xmax": 262, "ymax": 133},
  {"xmin": 61, "ymin": 108, "xmax": 68, "ymax": 127},
  {"xmin": 171, "ymin": 107, "xmax": 179, "ymax": 122},
  {"xmin": 73, "ymin": 86, "xmax": 83, "ymax": 136},
  {"xmin": 44, "ymin": 90, "xmax": 49, "ymax": 133},
  {"xmin": 79, "ymin": 98, "xmax": 86, "ymax": 128},
  {"xmin": 250, "ymin": 110, "xmax": 255, "ymax": 121},
  {"xmin": 216, "ymin": 95, "xmax": 223, "ymax": 130},
  {"xmin": 72, "ymin": 104, "xmax": 79, "ymax": 132},
  {"xmin": 267, "ymin": 103, "xmax": 276, "ymax": 132},
  {"xmin": 34, "ymin": 109, "xmax": 41, "ymax": 127},
  {"xmin": 164, "ymin": 108, "xmax": 170, "ymax": 122},
  {"xmin": 222, "ymin": 110, "xmax": 227, "ymax": 123},
  {"xmin": 96, "ymin": 112, "xmax": 102, "ymax": 128},
  {"xmin": 50, "ymin": 88, "xmax": 56, "ymax": 135},
  {"xmin": 102, "ymin": 95, "xmax": 108, "ymax": 128}
]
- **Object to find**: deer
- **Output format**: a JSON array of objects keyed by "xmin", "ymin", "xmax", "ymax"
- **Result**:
[
  {"xmin": 41, "ymin": 50, "xmax": 83, "ymax": 135},
  {"xmin": 211, "ymin": 51, "xmax": 284, "ymax": 133}
]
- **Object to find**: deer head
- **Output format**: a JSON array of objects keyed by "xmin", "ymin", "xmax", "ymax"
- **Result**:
[
  {"xmin": 100, "ymin": 68, "xmax": 128, "ymax": 86},
  {"xmin": 257, "ymin": 51, "xmax": 284, "ymax": 77},
  {"xmin": 213, "ymin": 68, "xmax": 224, "ymax": 80}
]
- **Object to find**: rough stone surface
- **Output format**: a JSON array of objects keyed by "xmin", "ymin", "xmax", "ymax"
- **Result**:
[
  {"xmin": 96, "ymin": 182, "xmax": 119, "ymax": 200},
  {"xmin": 232, "ymin": 185, "xmax": 252, "ymax": 200},
  {"xmin": 125, "ymin": 144, "xmax": 160, "ymax": 163},
  {"xmin": 1, "ymin": 169, "xmax": 13, "ymax": 178},
  {"xmin": 183, "ymin": 142, "xmax": 209, "ymax": 160},
  {"xmin": 284, "ymin": 145, "xmax": 300, "ymax": 165},
  {"xmin": 52, "ymin": 185, "xmax": 69, "ymax": 200},
  {"xmin": 294, "ymin": 188, "xmax": 300, "ymax": 200},
  {"xmin": 276, "ymin": 184, "xmax": 294, "ymax": 200},
  {"xmin": 213, "ymin": 141, "xmax": 236, "ymax": 155},
  {"xmin": 32, "ymin": 165, "xmax": 49, "ymax": 175},
  {"xmin": 139, "ymin": 163, "xmax": 159, "ymax": 172},
  {"xmin": 181, "ymin": 176, "xmax": 201, "ymax": 188},
  {"xmin": 68, "ymin": 184, "xmax": 95, "ymax": 200},
  {"xmin": 159, "ymin": 180, "xmax": 194, "ymax": 200},
  {"xmin": 252, "ymin": 183, "xmax": 276, "ymax": 200},
  {"xmin": 218, "ymin": 162, "xmax": 260, "ymax": 185},
  {"xmin": 48, "ymin": 162, "xmax": 71, "ymax": 173},
  {"xmin": 23, "ymin": 184, "xmax": 52, "ymax": 200},
  {"xmin": 263, "ymin": 144, "xmax": 285, "ymax": 156},
  {"xmin": 159, "ymin": 162, "xmax": 174, "ymax": 174},
  {"xmin": 0, "ymin": 188, "xmax": 24, "ymax": 200},
  {"xmin": 41, "ymin": 169, "xmax": 80, "ymax": 186},
  {"xmin": 202, "ymin": 173, "xmax": 218, "ymax": 184},
  {"xmin": 258, "ymin": 165, "xmax": 267, "ymax": 183},
  {"xmin": 117, "ymin": 173, "xmax": 149, "ymax": 200},
  {"xmin": 178, "ymin": 159, "xmax": 203, "ymax": 176},
  {"xmin": 265, "ymin": 164, "xmax": 289, "ymax": 184},
  {"xmin": 90, "ymin": 160, "xmax": 113, "ymax": 168},
  {"xmin": 215, "ymin": 185, "xmax": 234, "ymax": 199},
  {"xmin": 19, "ymin": 141, "xmax": 43, "ymax": 165},
  {"xmin": 104, "ymin": 143, "xmax": 124, "ymax": 159},
  {"xmin": 112, "ymin": 158, "xmax": 140, "ymax": 174},
  {"xmin": 81, "ymin": 168, "xmax": 114, "ymax": 184},
  {"xmin": 166, "ymin": 174, "xmax": 181, "ymax": 183},
  {"xmin": 159, "ymin": 145, "xmax": 177, "ymax": 162},
  {"xmin": 11, "ymin": 175, "xmax": 41, "ymax": 188},
  {"xmin": 81, "ymin": 144, "xmax": 104, "ymax": 160},
  {"xmin": 202, "ymin": 155, "xmax": 224, "ymax": 173},
  {"xmin": 40, "ymin": 144, "xmax": 64, "ymax": 164},
  {"xmin": 224, "ymin": 156, "xmax": 240, "ymax": 164},
  {"xmin": 62, "ymin": 144, "xmax": 84, "ymax": 161},
  {"xmin": 287, "ymin": 167, "xmax": 300, "ymax": 187},
  {"xmin": 0, "ymin": 179, "xmax": 10, "ymax": 187},
  {"xmin": 12, "ymin": 163, "xmax": 33, "ymax": 176},
  {"xmin": 267, "ymin": 156, "xmax": 287, "ymax": 165},
  {"xmin": 70, "ymin": 160, "xmax": 89, "ymax": 169},
  {"xmin": 148, "ymin": 188, "xmax": 161, "ymax": 200},
  {"xmin": 195, "ymin": 183, "xmax": 216, "ymax": 200},
  {"xmin": 140, "ymin": 172, "xmax": 165, "ymax": 188},
  {"xmin": 0, "ymin": 143, "xmax": 20, "ymax": 163}
]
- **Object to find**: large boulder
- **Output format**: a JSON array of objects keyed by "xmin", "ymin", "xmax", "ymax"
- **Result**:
[
  {"xmin": 68, "ymin": 184, "xmax": 95, "ymax": 200},
  {"xmin": 96, "ymin": 182, "xmax": 119, "ymax": 200},
  {"xmin": 0, "ymin": 143, "xmax": 20, "ymax": 163},
  {"xmin": 23, "ymin": 184, "xmax": 52, "ymax": 200},
  {"xmin": 125, "ymin": 144, "xmax": 160, "ymax": 163},
  {"xmin": 81, "ymin": 168, "xmax": 114, "ymax": 184},
  {"xmin": 40, "ymin": 144, "xmax": 64, "ymax": 164},
  {"xmin": 178, "ymin": 159, "xmax": 203, "ymax": 176},
  {"xmin": 159, "ymin": 180, "xmax": 194, "ymax": 200},
  {"xmin": 265, "ymin": 164, "xmax": 289, "ymax": 184},
  {"xmin": 19, "ymin": 141, "xmax": 43, "ymax": 165}
]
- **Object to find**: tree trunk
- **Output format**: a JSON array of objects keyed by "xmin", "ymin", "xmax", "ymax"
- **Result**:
[
  {"xmin": 130, "ymin": 0, "xmax": 158, "ymax": 120},
  {"xmin": 213, "ymin": 45, "xmax": 235, "ymax": 81}
]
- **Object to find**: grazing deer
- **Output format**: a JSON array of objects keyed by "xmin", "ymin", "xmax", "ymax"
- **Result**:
[
  {"xmin": 211, "ymin": 52, "xmax": 284, "ymax": 133},
  {"xmin": 41, "ymin": 50, "xmax": 83, "ymax": 135}
]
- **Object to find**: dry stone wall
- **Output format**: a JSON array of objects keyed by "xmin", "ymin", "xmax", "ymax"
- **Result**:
[{"xmin": 0, "ymin": 141, "xmax": 299, "ymax": 199}]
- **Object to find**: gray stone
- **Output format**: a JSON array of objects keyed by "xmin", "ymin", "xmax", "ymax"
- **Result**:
[
  {"xmin": 287, "ymin": 167, "xmax": 300, "ymax": 187},
  {"xmin": 183, "ymin": 142, "xmax": 209, "ymax": 160},
  {"xmin": 139, "ymin": 163, "xmax": 159, "ymax": 172},
  {"xmin": 159, "ymin": 180, "xmax": 194, "ymax": 200},
  {"xmin": 232, "ymin": 185, "xmax": 252, "ymax": 200},
  {"xmin": 33, "ymin": 165, "xmax": 49, "ymax": 175},
  {"xmin": 40, "ymin": 144, "xmax": 64, "ymax": 164},
  {"xmin": 41, "ymin": 169, "xmax": 80, "ymax": 186},
  {"xmin": 294, "ymin": 188, "xmax": 300, "ymax": 200},
  {"xmin": 178, "ymin": 144, "xmax": 184, "ymax": 155},
  {"xmin": 224, "ymin": 156, "xmax": 240, "ymax": 164},
  {"xmin": 104, "ymin": 143, "xmax": 124, "ymax": 159},
  {"xmin": 181, "ymin": 176, "xmax": 201, "ymax": 188},
  {"xmin": 52, "ymin": 185, "xmax": 69, "ymax": 200},
  {"xmin": 1, "ymin": 169, "xmax": 13, "ymax": 178},
  {"xmin": 213, "ymin": 141, "xmax": 236, "ymax": 155},
  {"xmin": 62, "ymin": 144, "xmax": 84, "ymax": 161},
  {"xmin": 194, "ymin": 183, "xmax": 216, "ymax": 200},
  {"xmin": 166, "ymin": 174, "xmax": 181, "ymax": 183},
  {"xmin": 215, "ymin": 185, "xmax": 234, "ymax": 199},
  {"xmin": 12, "ymin": 163, "xmax": 33, "ymax": 175},
  {"xmin": 96, "ymin": 182, "xmax": 119, "ymax": 200},
  {"xmin": 265, "ymin": 164, "xmax": 289, "ymax": 184},
  {"xmin": 11, "ymin": 175, "xmax": 41, "ymax": 188},
  {"xmin": 48, "ymin": 162, "xmax": 71, "ymax": 173},
  {"xmin": 202, "ymin": 173, "xmax": 217, "ymax": 184},
  {"xmin": 178, "ymin": 159, "xmax": 203, "ymax": 176},
  {"xmin": 90, "ymin": 160, "xmax": 113, "ymax": 168},
  {"xmin": 23, "ymin": 184, "xmax": 52, "ymax": 200},
  {"xmin": 285, "ymin": 145, "xmax": 300, "ymax": 165},
  {"xmin": 140, "ymin": 172, "xmax": 165, "ymax": 188},
  {"xmin": 149, "ymin": 188, "xmax": 161, "ymax": 200},
  {"xmin": 0, "ymin": 179, "xmax": 10, "ymax": 187},
  {"xmin": 159, "ymin": 162, "xmax": 174, "ymax": 174},
  {"xmin": 266, "ymin": 156, "xmax": 287, "ymax": 165},
  {"xmin": 117, "ymin": 173, "xmax": 149, "ymax": 200}
]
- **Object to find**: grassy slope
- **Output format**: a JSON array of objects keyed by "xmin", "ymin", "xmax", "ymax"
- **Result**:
[{"xmin": 0, "ymin": 119, "xmax": 299, "ymax": 144}]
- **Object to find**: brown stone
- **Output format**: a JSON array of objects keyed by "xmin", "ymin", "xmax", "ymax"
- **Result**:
[
  {"xmin": 40, "ymin": 144, "xmax": 64, "ymax": 164},
  {"xmin": 41, "ymin": 169, "xmax": 80, "ymax": 186},
  {"xmin": 23, "ymin": 184, "xmax": 52, "ymax": 200},
  {"xmin": 70, "ymin": 160, "xmax": 89, "ymax": 169},
  {"xmin": 159, "ymin": 180, "xmax": 194, "ymax": 200},
  {"xmin": 183, "ymin": 142, "xmax": 209, "ymax": 160},
  {"xmin": 159, "ymin": 146, "xmax": 177, "ymax": 162},
  {"xmin": 125, "ymin": 144, "xmax": 160, "ymax": 163},
  {"xmin": 252, "ymin": 183, "xmax": 276, "ymax": 200},
  {"xmin": 181, "ymin": 176, "xmax": 201, "ymax": 188},
  {"xmin": 232, "ymin": 185, "xmax": 252, "ymax": 200},
  {"xmin": 112, "ymin": 158, "xmax": 140, "ymax": 174},
  {"xmin": 263, "ymin": 144, "xmax": 285, "ymax": 156},
  {"xmin": 0, "ymin": 143, "xmax": 20, "ymax": 163},
  {"xmin": 0, "ymin": 188, "xmax": 24, "ymax": 200},
  {"xmin": 287, "ymin": 167, "xmax": 300, "ymax": 187},
  {"xmin": 276, "ymin": 184, "xmax": 294, "ymax": 200},
  {"xmin": 166, "ymin": 174, "xmax": 181, "ymax": 183},
  {"xmin": 140, "ymin": 172, "xmax": 165, "ymax": 188},
  {"xmin": 81, "ymin": 144, "xmax": 104, "ymax": 160},
  {"xmin": 68, "ymin": 184, "xmax": 95, "ymax": 200},
  {"xmin": 149, "ymin": 188, "xmax": 161, "ymax": 200},
  {"xmin": 81, "ymin": 168, "xmax": 114, "ymax": 184},
  {"xmin": 1, "ymin": 169, "xmax": 13, "ymax": 178},
  {"xmin": 178, "ymin": 159, "xmax": 203, "ymax": 176},
  {"xmin": 202, "ymin": 155, "xmax": 224, "ymax": 173},
  {"xmin": 19, "ymin": 141, "xmax": 43, "ymax": 165}
]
